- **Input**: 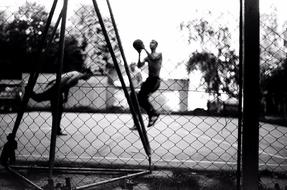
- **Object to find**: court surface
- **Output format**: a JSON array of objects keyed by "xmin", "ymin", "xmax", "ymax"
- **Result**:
[{"xmin": 1, "ymin": 112, "xmax": 286, "ymax": 171}]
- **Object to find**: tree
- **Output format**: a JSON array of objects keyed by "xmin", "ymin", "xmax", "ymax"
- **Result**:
[
  {"xmin": 0, "ymin": 10, "xmax": 6, "ymax": 31},
  {"xmin": 6, "ymin": 2, "xmax": 49, "ymax": 72},
  {"xmin": 260, "ymin": 6, "xmax": 285, "ymax": 85},
  {"xmin": 247, "ymin": 5, "xmax": 287, "ymax": 116},
  {"xmin": 0, "ymin": 2, "xmax": 85, "ymax": 73},
  {"xmin": 263, "ymin": 59, "xmax": 287, "ymax": 93},
  {"xmin": 180, "ymin": 15, "xmax": 239, "ymax": 101},
  {"xmin": 0, "ymin": 10, "xmax": 22, "ymax": 79},
  {"xmin": 69, "ymin": 5, "xmax": 121, "ymax": 80},
  {"xmin": 0, "ymin": 11, "xmax": 8, "ymax": 57}
]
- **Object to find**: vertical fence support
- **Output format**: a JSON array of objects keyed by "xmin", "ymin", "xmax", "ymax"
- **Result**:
[
  {"xmin": 91, "ymin": 0, "xmax": 151, "ymax": 157},
  {"xmin": 242, "ymin": 0, "xmax": 260, "ymax": 189},
  {"xmin": 48, "ymin": 0, "xmax": 68, "ymax": 179},
  {"xmin": 237, "ymin": 0, "xmax": 243, "ymax": 189},
  {"xmin": 9, "ymin": 0, "xmax": 58, "ymax": 138},
  {"xmin": 105, "ymin": 0, "xmax": 152, "ymax": 163}
]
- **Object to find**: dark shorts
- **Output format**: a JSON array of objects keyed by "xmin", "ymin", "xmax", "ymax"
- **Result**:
[{"xmin": 139, "ymin": 76, "xmax": 161, "ymax": 95}]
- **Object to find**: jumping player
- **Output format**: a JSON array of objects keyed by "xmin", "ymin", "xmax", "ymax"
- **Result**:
[{"xmin": 131, "ymin": 39, "xmax": 162, "ymax": 129}]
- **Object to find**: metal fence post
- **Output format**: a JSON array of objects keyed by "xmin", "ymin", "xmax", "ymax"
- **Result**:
[
  {"xmin": 242, "ymin": 0, "xmax": 260, "ymax": 189},
  {"xmin": 9, "ymin": 0, "xmax": 58, "ymax": 138},
  {"xmin": 236, "ymin": 0, "xmax": 243, "ymax": 189},
  {"xmin": 48, "ymin": 0, "xmax": 68, "ymax": 179},
  {"xmin": 105, "ymin": 0, "xmax": 152, "ymax": 163},
  {"xmin": 91, "ymin": 0, "xmax": 151, "ymax": 157}
]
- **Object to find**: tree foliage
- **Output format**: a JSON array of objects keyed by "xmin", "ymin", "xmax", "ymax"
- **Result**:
[
  {"xmin": 259, "ymin": 6, "xmax": 287, "ymax": 108},
  {"xmin": 181, "ymin": 9, "xmax": 287, "ymax": 115},
  {"xmin": 260, "ymin": 8, "xmax": 285, "ymax": 81},
  {"xmin": 181, "ymin": 16, "xmax": 239, "ymax": 99},
  {"xmin": 69, "ymin": 5, "xmax": 121, "ymax": 76},
  {"xmin": 263, "ymin": 59, "xmax": 287, "ymax": 94},
  {"xmin": 0, "ymin": 2, "xmax": 85, "ymax": 75}
]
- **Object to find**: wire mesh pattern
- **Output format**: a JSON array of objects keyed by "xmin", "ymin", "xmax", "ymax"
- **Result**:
[{"xmin": 0, "ymin": 1, "xmax": 287, "ymax": 189}]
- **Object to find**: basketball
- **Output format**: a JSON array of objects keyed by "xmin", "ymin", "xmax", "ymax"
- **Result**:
[{"xmin": 133, "ymin": 39, "xmax": 145, "ymax": 53}]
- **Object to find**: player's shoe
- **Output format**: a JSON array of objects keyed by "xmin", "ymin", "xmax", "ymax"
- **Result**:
[{"xmin": 147, "ymin": 113, "xmax": 160, "ymax": 128}]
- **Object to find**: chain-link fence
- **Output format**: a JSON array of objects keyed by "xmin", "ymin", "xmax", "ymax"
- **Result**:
[{"xmin": 0, "ymin": 1, "xmax": 287, "ymax": 189}]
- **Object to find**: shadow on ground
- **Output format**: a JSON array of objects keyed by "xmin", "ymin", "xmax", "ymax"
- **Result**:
[
  {"xmin": 1, "ymin": 168, "xmax": 287, "ymax": 190},
  {"xmin": 0, "ymin": 168, "xmax": 237, "ymax": 190}
]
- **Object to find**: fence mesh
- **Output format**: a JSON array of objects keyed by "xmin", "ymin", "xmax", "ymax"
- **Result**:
[{"xmin": 0, "ymin": 1, "xmax": 287, "ymax": 189}]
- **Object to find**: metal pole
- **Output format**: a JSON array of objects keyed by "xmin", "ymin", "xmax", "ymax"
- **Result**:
[
  {"xmin": 48, "ymin": 0, "xmax": 68, "ymax": 179},
  {"xmin": 75, "ymin": 170, "xmax": 149, "ymax": 190},
  {"xmin": 91, "ymin": 0, "xmax": 151, "ymax": 157},
  {"xmin": 7, "ymin": 166, "xmax": 43, "ymax": 190},
  {"xmin": 237, "ymin": 0, "xmax": 243, "ymax": 189},
  {"xmin": 105, "ymin": 0, "xmax": 151, "ymax": 158},
  {"xmin": 12, "ymin": 165, "xmax": 147, "ymax": 174},
  {"xmin": 46, "ymin": 9, "xmax": 63, "ymax": 50},
  {"xmin": 242, "ymin": 0, "xmax": 260, "ymax": 189}
]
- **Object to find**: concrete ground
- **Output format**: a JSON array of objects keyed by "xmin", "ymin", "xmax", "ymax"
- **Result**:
[
  {"xmin": 1, "ymin": 167, "xmax": 287, "ymax": 190},
  {"xmin": 1, "ymin": 112, "xmax": 287, "ymax": 189},
  {"xmin": 1, "ymin": 112, "xmax": 286, "ymax": 171},
  {"xmin": 0, "ymin": 167, "xmax": 236, "ymax": 190}
]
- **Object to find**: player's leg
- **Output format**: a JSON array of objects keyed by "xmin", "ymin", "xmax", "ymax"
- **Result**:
[
  {"xmin": 145, "ymin": 77, "xmax": 161, "ymax": 127},
  {"xmin": 31, "ymin": 85, "xmax": 55, "ymax": 102},
  {"xmin": 138, "ymin": 77, "xmax": 160, "ymax": 127},
  {"xmin": 51, "ymin": 97, "xmax": 66, "ymax": 136}
]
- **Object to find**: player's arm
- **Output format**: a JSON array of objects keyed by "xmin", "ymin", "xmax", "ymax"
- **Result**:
[
  {"xmin": 65, "ymin": 71, "xmax": 92, "ymax": 88},
  {"xmin": 158, "ymin": 52, "xmax": 163, "ymax": 64},
  {"xmin": 137, "ymin": 50, "xmax": 149, "ymax": 68},
  {"xmin": 137, "ymin": 58, "xmax": 146, "ymax": 68},
  {"xmin": 65, "ymin": 76, "xmax": 80, "ymax": 88},
  {"xmin": 44, "ymin": 79, "xmax": 56, "ymax": 89},
  {"xmin": 137, "ymin": 72, "xmax": 143, "ymax": 83}
]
